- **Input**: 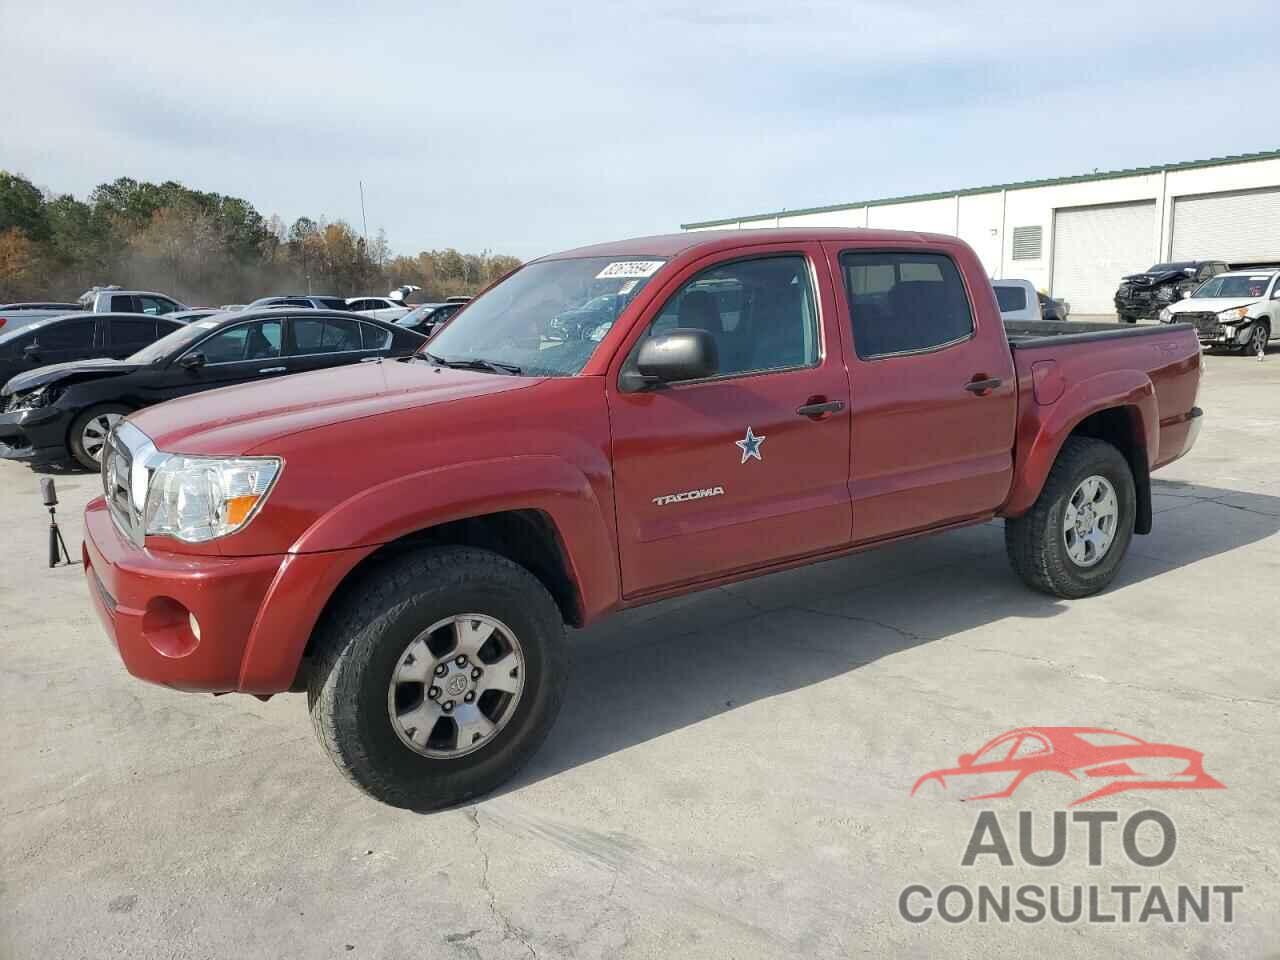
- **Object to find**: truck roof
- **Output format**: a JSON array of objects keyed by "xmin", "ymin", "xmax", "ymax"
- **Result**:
[{"xmin": 540, "ymin": 228, "xmax": 960, "ymax": 262}]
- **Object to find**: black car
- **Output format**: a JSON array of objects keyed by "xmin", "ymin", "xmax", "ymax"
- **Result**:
[
  {"xmin": 0, "ymin": 309, "xmax": 425, "ymax": 469},
  {"xmin": 248, "ymin": 294, "xmax": 352, "ymax": 310},
  {"xmin": 0, "ymin": 312, "xmax": 189, "ymax": 390},
  {"xmin": 1038, "ymin": 291, "xmax": 1070, "ymax": 322},
  {"xmin": 395, "ymin": 301, "xmax": 466, "ymax": 337},
  {"xmin": 1114, "ymin": 260, "xmax": 1228, "ymax": 322},
  {"xmin": 0, "ymin": 301, "xmax": 83, "ymax": 312}
]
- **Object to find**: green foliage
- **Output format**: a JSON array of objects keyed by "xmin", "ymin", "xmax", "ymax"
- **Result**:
[{"xmin": 0, "ymin": 171, "xmax": 521, "ymax": 305}]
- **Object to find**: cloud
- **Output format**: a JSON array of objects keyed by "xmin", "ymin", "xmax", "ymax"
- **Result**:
[{"xmin": 2, "ymin": 0, "xmax": 1276, "ymax": 261}]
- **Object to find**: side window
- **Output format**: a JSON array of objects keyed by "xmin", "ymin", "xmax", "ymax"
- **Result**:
[
  {"xmin": 34, "ymin": 318, "xmax": 95, "ymax": 348},
  {"xmin": 361, "ymin": 322, "xmax": 393, "ymax": 350},
  {"xmin": 136, "ymin": 295, "xmax": 177, "ymax": 315},
  {"xmin": 109, "ymin": 317, "xmax": 157, "ymax": 346},
  {"xmin": 293, "ymin": 317, "xmax": 325, "ymax": 354},
  {"xmin": 1012, "ymin": 736, "xmax": 1048, "ymax": 760},
  {"xmin": 1196, "ymin": 264, "xmax": 1214, "ymax": 281},
  {"xmin": 196, "ymin": 320, "xmax": 281, "ymax": 363},
  {"xmin": 322, "ymin": 318, "xmax": 363, "ymax": 352},
  {"xmin": 109, "ymin": 294, "xmax": 139, "ymax": 313},
  {"xmin": 1272, "ymin": 276, "xmax": 1280, "ymax": 300},
  {"xmin": 974, "ymin": 737, "xmax": 1018, "ymax": 765},
  {"xmin": 282, "ymin": 298, "xmax": 314, "ymax": 308},
  {"xmin": 993, "ymin": 285, "xmax": 1027, "ymax": 313},
  {"xmin": 646, "ymin": 255, "xmax": 818, "ymax": 378},
  {"xmin": 841, "ymin": 252, "xmax": 974, "ymax": 359}
]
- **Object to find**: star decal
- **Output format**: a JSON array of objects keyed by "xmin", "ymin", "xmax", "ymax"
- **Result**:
[{"xmin": 735, "ymin": 426, "xmax": 766, "ymax": 464}]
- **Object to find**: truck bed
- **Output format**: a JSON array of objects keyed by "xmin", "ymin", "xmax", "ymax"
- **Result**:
[{"xmin": 1003, "ymin": 319, "xmax": 1196, "ymax": 348}]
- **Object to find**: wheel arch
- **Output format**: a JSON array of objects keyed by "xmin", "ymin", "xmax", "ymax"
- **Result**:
[{"xmin": 1003, "ymin": 369, "xmax": 1157, "ymax": 531}]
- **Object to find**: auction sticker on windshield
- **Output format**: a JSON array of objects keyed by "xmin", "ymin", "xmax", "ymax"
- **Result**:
[{"xmin": 596, "ymin": 260, "xmax": 664, "ymax": 279}]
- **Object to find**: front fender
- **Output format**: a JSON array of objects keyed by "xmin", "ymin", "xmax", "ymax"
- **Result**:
[
  {"xmin": 234, "ymin": 455, "xmax": 621, "ymax": 694},
  {"xmin": 1003, "ymin": 369, "xmax": 1157, "ymax": 517}
]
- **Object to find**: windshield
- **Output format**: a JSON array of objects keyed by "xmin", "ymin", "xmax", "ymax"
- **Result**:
[
  {"xmin": 1147, "ymin": 262, "xmax": 1193, "ymax": 273},
  {"xmin": 1193, "ymin": 275, "xmax": 1274, "ymax": 300},
  {"xmin": 127, "ymin": 320, "xmax": 220, "ymax": 363},
  {"xmin": 424, "ymin": 256, "xmax": 666, "ymax": 376}
]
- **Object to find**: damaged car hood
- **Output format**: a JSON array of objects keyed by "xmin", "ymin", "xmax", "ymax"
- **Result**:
[{"xmin": 2, "ymin": 358, "xmax": 139, "ymax": 396}]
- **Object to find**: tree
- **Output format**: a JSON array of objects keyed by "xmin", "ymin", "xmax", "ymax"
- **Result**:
[
  {"xmin": 0, "ymin": 228, "xmax": 41, "ymax": 300},
  {"xmin": 0, "ymin": 172, "xmax": 50, "ymax": 243}
]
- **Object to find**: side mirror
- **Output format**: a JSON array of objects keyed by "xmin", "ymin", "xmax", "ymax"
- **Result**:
[
  {"xmin": 621, "ymin": 328, "xmax": 718, "ymax": 391},
  {"xmin": 23, "ymin": 344, "xmax": 40, "ymax": 361},
  {"xmin": 1182, "ymin": 290, "xmax": 1193, "ymax": 300},
  {"xmin": 178, "ymin": 352, "xmax": 206, "ymax": 370},
  {"xmin": 958, "ymin": 753, "xmax": 975, "ymax": 767},
  {"xmin": 1183, "ymin": 267, "xmax": 1196, "ymax": 276}
]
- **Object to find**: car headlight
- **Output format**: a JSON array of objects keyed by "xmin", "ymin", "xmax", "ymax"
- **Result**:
[
  {"xmin": 1158, "ymin": 307, "xmax": 1172, "ymax": 323},
  {"xmin": 1217, "ymin": 307, "xmax": 1250, "ymax": 323},
  {"xmin": 9, "ymin": 385, "xmax": 58, "ymax": 410},
  {"xmin": 143, "ymin": 455, "xmax": 282, "ymax": 542}
]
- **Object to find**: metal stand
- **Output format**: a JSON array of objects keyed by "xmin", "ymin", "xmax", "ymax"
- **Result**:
[{"xmin": 48, "ymin": 507, "xmax": 71, "ymax": 568}]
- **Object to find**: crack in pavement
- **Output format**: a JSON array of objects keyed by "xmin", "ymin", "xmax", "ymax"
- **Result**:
[{"xmin": 467, "ymin": 807, "xmax": 537, "ymax": 959}]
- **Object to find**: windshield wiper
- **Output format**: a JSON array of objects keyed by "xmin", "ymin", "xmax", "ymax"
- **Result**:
[{"xmin": 420, "ymin": 352, "xmax": 521, "ymax": 375}]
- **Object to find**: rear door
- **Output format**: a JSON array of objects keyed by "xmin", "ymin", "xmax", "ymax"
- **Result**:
[
  {"xmin": 827, "ymin": 243, "xmax": 1017, "ymax": 542},
  {"xmin": 287, "ymin": 314, "xmax": 377, "ymax": 374},
  {"xmin": 607, "ymin": 243, "xmax": 853, "ymax": 596}
]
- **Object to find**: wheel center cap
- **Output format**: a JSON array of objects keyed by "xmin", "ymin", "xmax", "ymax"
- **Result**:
[{"xmin": 444, "ymin": 673, "xmax": 469, "ymax": 697}]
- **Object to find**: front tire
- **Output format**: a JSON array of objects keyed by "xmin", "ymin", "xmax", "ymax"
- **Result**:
[
  {"xmin": 308, "ymin": 547, "xmax": 567, "ymax": 810},
  {"xmin": 1247, "ymin": 323, "xmax": 1269, "ymax": 356},
  {"xmin": 69, "ymin": 403, "xmax": 130, "ymax": 470},
  {"xmin": 1005, "ymin": 437, "xmax": 1136, "ymax": 599}
]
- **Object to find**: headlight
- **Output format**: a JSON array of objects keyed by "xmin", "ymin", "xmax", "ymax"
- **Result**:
[
  {"xmin": 143, "ymin": 455, "xmax": 282, "ymax": 542},
  {"xmin": 1158, "ymin": 307, "xmax": 1172, "ymax": 323},
  {"xmin": 9, "ymin": 385, "xmax": 57, "ymax": 410},
  {"xmin": 1217, "ymin": 307, "xmax": 1249, "ymax": 323}
]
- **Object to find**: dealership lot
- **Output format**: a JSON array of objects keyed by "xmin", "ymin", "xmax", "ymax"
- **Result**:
[{"xmin": 1, "ymin": 352, "xmax": 1276, "ymax": 958}]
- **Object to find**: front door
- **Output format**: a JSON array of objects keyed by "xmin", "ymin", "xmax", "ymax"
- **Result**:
[
  {"xmin": 149, "ymin": 317, "xmax": 287, "ymax": 402},
  {"xmin": 827, "ymin": 244, "xmax": 1017, "ymax": 542},
  {"xmin": 608, "ymin": 246, "xmax": 853, "ymax": 597}
]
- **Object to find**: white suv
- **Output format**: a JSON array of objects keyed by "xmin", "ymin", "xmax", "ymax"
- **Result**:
[{"xmin": 1160, "ymin": 270, "xmax": 1280, "ymax": 355}]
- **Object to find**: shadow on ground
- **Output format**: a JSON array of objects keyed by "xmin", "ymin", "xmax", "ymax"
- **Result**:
[{"xmin": 503, "ymin": 479, "xmax": 1280, "ymax": 795}]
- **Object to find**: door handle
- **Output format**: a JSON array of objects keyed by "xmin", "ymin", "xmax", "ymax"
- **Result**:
[
  {"xmin": 796, "ymin": 399, "xmax": 845, "ymax": 419},
  {"xmin": 258, "ymin": 366, "xmax": 288, "ymax": 374},
  {"xmin": 964, "ymin": 378, "xmax": 1002, "ymax": 395}
]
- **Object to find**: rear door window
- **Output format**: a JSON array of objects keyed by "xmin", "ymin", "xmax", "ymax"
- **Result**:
[
  {"xmin": 841, "ymin": 252, "xmax": 974, "ymax": 359},
  {"xmin": 109, "ymin": 317, "xmax": 157, "ymax": 349},
  {"xmin": 108, "ymin": 294, "xmax": 139, "ymax": 313},
  {"xmin": 361, "ymin": 322, "xmax": 393, "ymax": 350}
]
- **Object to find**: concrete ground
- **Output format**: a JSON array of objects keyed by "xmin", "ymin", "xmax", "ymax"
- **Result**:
[{"xmin": 2, "ymin": 351, "xmax": 1277, "ymax": 959}]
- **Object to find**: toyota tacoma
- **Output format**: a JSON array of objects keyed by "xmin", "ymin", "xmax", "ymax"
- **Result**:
[{"xmin": 82, "ymin": 229, "xmax": 1204, "ymax": 809}]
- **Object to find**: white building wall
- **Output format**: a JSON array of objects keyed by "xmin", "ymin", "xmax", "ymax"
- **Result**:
[
  {"xmin": 955, "ymin": 192, "xmax": 1005, "ymax": 278},
  {"xmin": 1161, "ymin": 156, "xmax": 1280, "ymax": 258}
]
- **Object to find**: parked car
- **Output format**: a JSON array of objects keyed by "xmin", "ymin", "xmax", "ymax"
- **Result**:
[
  {"xmin": 1114, "ymin": 260, "xmax": 1228, "ymax": 322},
  {"xmin": 170, "ymin": 310, "xmax": 221, "ymax": 324},
  {"xmin": 0, "ymin": 301, "xmax": 82, "ymax": 312},
  {"xmin": 0, "ymin": 312, "xmax": 188, "ymax": 399},
  {"xmin": 395, "ymin": 301, "xmax": 466, "ymax": 337},
  {"xmin": 991, "ymin": 280, "xmax": 1043, "ymax": 322},
  {"xmin": 247, "ymin": 295, "xmax": 352, "ymax": 311},
  {"xmin": 81, "ymin": 228, "xmax": 1202, "ymax": 809},
  {"xmin": 1038, "ymin": 291, "xmax": 1070, "ymax": 322},
  {"xmin": 347, "ymin": 296, "xmax": 412, "ymax": 323},
  {"xmin": 1, "ymin": 309, "xmax": 424, "ymax": 469},
  {"xmin": 78, "ymin": 286, "xmax": 189, "ymax": 315},
  {"xmin": 1158, "ymin": 269, "xmax": 1280, "ymax": 354}
]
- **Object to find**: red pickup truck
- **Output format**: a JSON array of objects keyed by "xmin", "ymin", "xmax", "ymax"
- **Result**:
[{"xmin": 83, "ymin": 229, "xmax": 1202, "ymax": 808}]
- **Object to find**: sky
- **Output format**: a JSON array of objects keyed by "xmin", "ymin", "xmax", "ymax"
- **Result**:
[{"xmin": 2, "ymin": 0, "xmax": 1277, "ymax": 261}]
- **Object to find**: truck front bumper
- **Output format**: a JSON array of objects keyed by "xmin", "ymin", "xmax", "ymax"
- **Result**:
[{"xmin": 82, "ymin": 496, "xmax": 286, "ymax": 692}]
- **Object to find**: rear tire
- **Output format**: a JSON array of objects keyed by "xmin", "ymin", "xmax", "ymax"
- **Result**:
[
  {"xmin": 308, "ymin": 546, "xmax": 567, "ymax": 810},
  {"xmin": 1005, "ymin": 437, "xmax": 1136, "ymax": 599},
  {"xmin": 69, "ymin": 403, "xmax": 130, "ymax": 470}
]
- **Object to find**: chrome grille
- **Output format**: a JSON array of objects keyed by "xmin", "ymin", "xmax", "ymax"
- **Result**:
[{"xmin": 102, "ymin": 421, "xmax": 160, "ymax": 546}]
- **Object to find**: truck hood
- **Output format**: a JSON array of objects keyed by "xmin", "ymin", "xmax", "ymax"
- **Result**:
[
  {"xmin": 131, "ymin": 357, "xmax": 542, "ymax": 456},
  {"xmin": 1121, "ymin": 270, "xmax": 1186, "ymax": 288},
  {"xmin": 3, "ymin": 357, "xmax": 138, "ymax": 396},
  {"xmin": 1166, "ymin": 297, "xmax": 1262, "ymax": 315}
]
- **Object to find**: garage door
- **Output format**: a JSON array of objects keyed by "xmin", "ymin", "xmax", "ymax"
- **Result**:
[
  {"xmin": 1171, "ymin": 187, "xmax": 1280, "ymax": 264},
  {"xmin": 1052, "ymin": 201, "xmax": 1156, "ymax": 315}
]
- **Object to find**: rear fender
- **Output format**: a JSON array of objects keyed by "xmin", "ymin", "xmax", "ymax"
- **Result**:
[
  {"xmin": 1003, "ymin": 370, "xmax": 1157, "ymax": 518},
  {"xmin": 235, "ymin": 455, "xmax": 619, "ymax": 693}
]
